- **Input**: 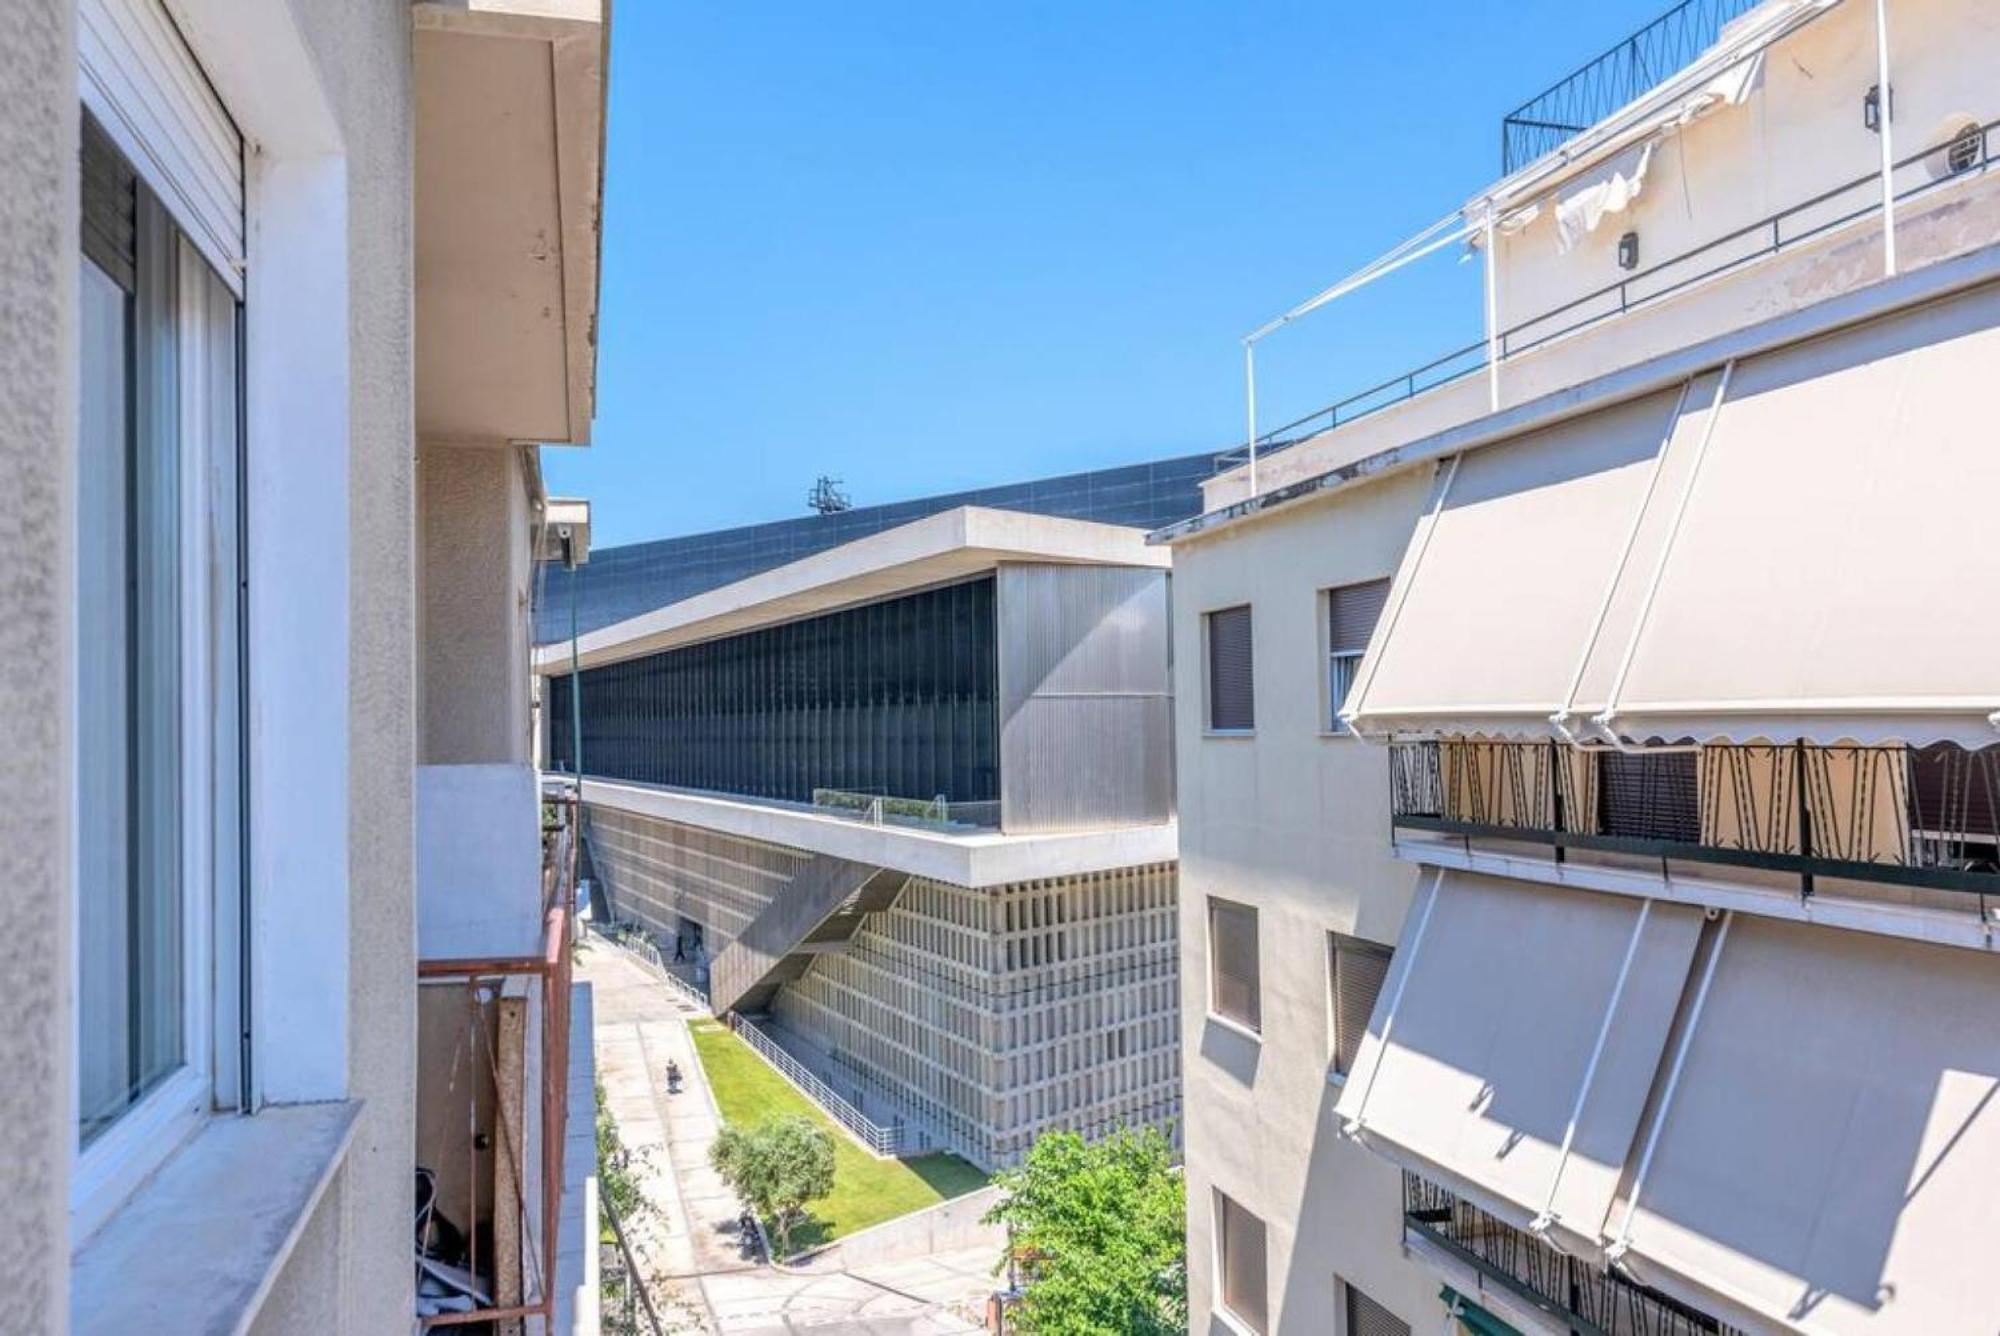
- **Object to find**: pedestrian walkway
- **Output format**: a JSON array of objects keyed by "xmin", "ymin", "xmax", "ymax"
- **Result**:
[{"xmin": 582, "ymin": 935, "xmax": 998, "ymax": 1334}]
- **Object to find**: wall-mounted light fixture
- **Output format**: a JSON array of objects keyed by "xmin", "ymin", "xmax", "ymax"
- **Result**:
[
  {"xmin": 1617, "ymin": 231, "xmax": 1640, "ymax": 271},
  {"xmin": 1864, "ymin": 83, "xmax": 1894, "ymax": 133}
]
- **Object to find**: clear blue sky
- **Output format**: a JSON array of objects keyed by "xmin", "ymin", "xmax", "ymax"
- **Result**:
[{"xmin": 545, "ymin": 0, "xmax": 1675, "ymax": 548}]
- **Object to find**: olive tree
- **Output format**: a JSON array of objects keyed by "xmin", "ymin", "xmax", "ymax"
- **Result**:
[{"xmin": 709, "ymin": 1115, "xmax": 836, "ymax": 1254}]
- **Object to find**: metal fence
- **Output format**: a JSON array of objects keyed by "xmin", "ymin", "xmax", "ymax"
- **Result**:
[
  {"xmin": 1404, "ymin": 1173, "xmax": 1744, "ymax": 1336},
  {"xmin": 1501, "ymin": 0, "xmax": 1767, "ymax": 172},
  {"xmin": 1230, "ymin": 116, "xmax": 1998, "ymax": 470},
  {"xmin": 591, "ymin": 920, "xmax": 713, "ymax": 1014},
  {"xmin": 1389, "ymin": 739, "xmax": 2000, "ymax": 899},
  {"xmin": 598, "ymin": 1196, "xmax": 667, "ymax": 1336},
  {"xmin": 724, "ymin": 1013, "xmax": 909, "ymax": 1156}
]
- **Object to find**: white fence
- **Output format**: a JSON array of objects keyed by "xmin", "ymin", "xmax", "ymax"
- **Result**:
[
  {"xmin": 725, "ymin": 1014, "xmax": 909, "ymax": 1157},
  {"xmin": 592, "ymin": 921, "xmax": 712, "ymax": 1014}
]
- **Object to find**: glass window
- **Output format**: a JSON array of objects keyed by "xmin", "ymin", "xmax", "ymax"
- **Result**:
[
  {"xmin": 1325, "ymin": 579, "xmax": 1390, "ymax": 733},
  {"xmin": 1205, "ymin": 605, "xmax": 1254, "ymax": 732},
  {"xmin": 1328, "ymin": 932, "xmax": 1392, "ymax": 1078},
  {"xmin": 75, "ymin": 112, "xmax": 242, "ymax": 1152},
  {"xmin": 1208, "ymin": 897, "xmax": 1261, "ymax": 1033},
  {"xmin": 1215, "ymin": 1190, "xmax": 1269, "ymax": 1334}
]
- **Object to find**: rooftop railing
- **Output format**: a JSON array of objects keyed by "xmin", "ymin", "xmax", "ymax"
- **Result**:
[
  {"xmin": 1501, "ymin": 0, "xmax": 1767, "ymax": 173},
  {"xmin": 1403, "ymin": 1172, "xmax": 1744, "ymax": 1336},
  {"xmin": 1216, "ymin": 116, "xmax": 1998, "ymax": 476},
  {"xmin": 1388, "ymin": 739, "xmax": 2000, "ymax": 902}
]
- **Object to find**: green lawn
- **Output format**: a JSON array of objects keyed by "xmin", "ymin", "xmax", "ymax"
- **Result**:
[{"xmin": 688, "ymin": 1018, "xmax": 989, "ymax": 1251}]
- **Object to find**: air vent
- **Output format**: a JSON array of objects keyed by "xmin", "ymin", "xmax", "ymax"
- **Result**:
[{"xmin": 1945, "ymin": 122, "xmax": 1985, "ymax": 176}]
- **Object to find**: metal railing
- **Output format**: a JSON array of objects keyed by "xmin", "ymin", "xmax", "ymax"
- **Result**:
[
  {"xmin": 1389, "ymin": 740, "xmax": 2000, "ymax": 899},
  {"xmin": 599, "ymin": 1195, "xmax": 668, "ymax": 1336},
  {"xmin": 724, "ymin": 1013, "xmax": 909, "ymax": 1156},
  {"xmin": 811, "ymin": 787, "xmax": 1002, "ymax": 830},
  {"xmin": 1502, "ymin": 0, "xmax": 1767, "ymax": 173},
  {"xmin": 592, "ymin": 920, "xmax": 714, "ymax": 1013},
  {"xmin": 1404, "ymin": 1173, "xmax": 1743, "ymax": 1336},
  {"xmin": 1217, "ymin": 116, "xmax": 1998, "ymax": 475}
]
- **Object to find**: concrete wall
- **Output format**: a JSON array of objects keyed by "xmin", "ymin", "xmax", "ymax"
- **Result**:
[
  {"xmin": 282, "ymin": 0, "xmax": 417, "ymax": 1327},
  {"xmin": 420, "ymin": 441, "xmax": 534, "ymax": 765},
  {"xmin": 1170, "ymin": 466, "xmax": 1441, "ymax": 1333},
  {"xmin": 0, "ymin": 0, "xmax": 75, "ymax": 1323}
]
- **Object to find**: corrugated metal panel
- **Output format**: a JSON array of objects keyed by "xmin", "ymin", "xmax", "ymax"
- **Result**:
[
  {"xmin": 1205, "ymin": 604, "xmax": 1255, "ymax": 732},
  {"xmin": 79, "ymin": 0, "xmax": 243, "ymax": 293},
  {"xmin": 996, "ymin": 564, "xmax": 1173, "ymax": 834}
]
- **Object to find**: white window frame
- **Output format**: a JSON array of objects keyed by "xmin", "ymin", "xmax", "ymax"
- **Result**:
[
  {"xmin": 1320, "ymin": 579, "xmax": 1390, "ymax": 736},
  {"xmin": 69, "ymin": 88, "xmax": 245, "ymax": 1248},
  {"xmin": 1205, "ymin": 895, "xmax": 1262, "ymax": 1040}
]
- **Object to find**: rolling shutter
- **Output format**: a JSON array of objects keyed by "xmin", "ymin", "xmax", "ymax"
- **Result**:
[
  {"xmin": 1206, "ymin": 605, "xmax": 1254, "ymax": 731},
  {"xmin": 1328, "ymin": 579, "xmax": 1391, "ymax": 656},
  {"xmin": 1331, "ymin": 933, "xmax": 1392, "ymax": 1077},
  {"xmin": 1597, "ymin": 750, "xmax": 1700, "ymax": 842},
  {"xmin": 1208, "ymin": 898, "xmax": 1260, "ymax": 1031},
  {"xmin": 78, "ymin": 0, "xmax": 243, "ymax": 293},
  {"xmin": 1345, "ymin": 1284, "xmax": 1412, "ymax": 1336}
]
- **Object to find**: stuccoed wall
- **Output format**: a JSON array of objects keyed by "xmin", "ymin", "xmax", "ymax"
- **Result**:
[{"xmin": 0, "ymin": 0, "xmax": 75, "ymax": 1324}]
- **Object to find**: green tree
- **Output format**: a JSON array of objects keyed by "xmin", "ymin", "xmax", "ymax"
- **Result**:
[
  {"xmin": 985, "ymin": 1127, "xmax": 1186, "ymax": 1335},
  {"xmin": 709, "ymin": 1114, "xmax": 837, "ymax": 1254}
]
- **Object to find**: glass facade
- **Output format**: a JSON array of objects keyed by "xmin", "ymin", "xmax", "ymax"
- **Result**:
[
  {"xmin": 547, "ymin": 576, "xmax": 998, "ymax": 805},
  {"xmin": 535, "ymin": 451, "xmax": 1217, "ymax": 643}
]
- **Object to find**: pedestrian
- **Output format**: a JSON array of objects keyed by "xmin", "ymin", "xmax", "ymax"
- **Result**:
[
  {"xmin": 672, "ymin": 934, "xmax": 686, "ymax": 963},
  {"xmin": 665, "ymin": 1059, "xmax": 681, "ymax": 1093}
]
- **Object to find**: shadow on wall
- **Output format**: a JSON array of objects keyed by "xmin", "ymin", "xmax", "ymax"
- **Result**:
[{"xmin": 1199, "ymin": 1019, "xmax": 1262, "ymax": 1090}]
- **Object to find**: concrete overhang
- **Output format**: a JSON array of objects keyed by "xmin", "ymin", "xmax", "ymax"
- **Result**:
[
  {"xmin": 414, "ymin": 0, "xmax": 607, "ymax": 447},
  {"xmin": 576, "ymin": 778, "xmax": 1179, "ymax": 887},
  {"xmin": 533, "ymin": 505, "xmax": 1172, "ymax": 673},
  {"xmin": 537, "ymin": 496, "xmax": 592, "ymax": 566}
]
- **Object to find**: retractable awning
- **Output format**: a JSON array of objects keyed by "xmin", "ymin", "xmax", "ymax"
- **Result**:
[
  {"xmin": 1334, "ymin": 870, "xmax": 1704, "ymax": 1258},
  {"xmin": 1579, "ymin": 282, "xmax": 2000, "ymax": 747},
  {"xmin": 1342, "ymin": 388, "xmax": 1687, "ymax": 739},
  {"xmin": 1349, "ymin": 278, "xmax": 2000, "ymax": 749},
  {"xmin": 1606, "ymin": 914, "xmax": 2000, "ymax": 1335}
]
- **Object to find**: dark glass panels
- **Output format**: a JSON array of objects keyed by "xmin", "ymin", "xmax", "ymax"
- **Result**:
[{"xmin": 547, "ymin": 577, "xmax": 998, "ymax": 806}]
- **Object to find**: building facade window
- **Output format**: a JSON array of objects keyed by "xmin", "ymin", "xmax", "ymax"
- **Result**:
[
  {"xmin": 1342, "ymin": 1281, "xmax": 1411, "ymax": 1336},
  {"xmin": 1324, "ymin": 578, "xmax": 1390, "ymax": 733},
  {"xmin": 1215, "ymin": 1190, "xmax": 1269, "ymax": 1335},
  {"xmin": 74, "ymin": 108, "xmax": 245, "ymax": 1221},
  {"xmin": 1207, "ymin": 897, "xmax": 1261, "ymax": 1033},
  {"xmin": 1328, "ymin": 932, "xmax": 1392, "ymax": 1078},
  {"xmin": 1205, "ymin": 604, "xmax": 1255, "ymax": 732}
]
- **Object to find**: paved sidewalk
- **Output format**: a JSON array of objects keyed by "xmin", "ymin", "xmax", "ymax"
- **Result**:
[{"xmin": 582, "ymin": 937, "xmax": 996, "ymax": 1335}]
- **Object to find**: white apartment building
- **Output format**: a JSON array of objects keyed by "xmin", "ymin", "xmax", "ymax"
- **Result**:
[
  {"xmin": 537, "ymin": 506, "xmax": 1183, "ymax": 1168},
  {"xmin": 3, "ymin": 0, "xmax": 611, "ymax": 1330},
  {"xmin": 1163, "ymin": 1, "xmax": 1999, "ymax": 1333}
]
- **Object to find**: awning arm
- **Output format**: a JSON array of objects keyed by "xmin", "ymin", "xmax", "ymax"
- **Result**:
[
  {"xmin": 1531, "ymin": 899, "xmax": 1653, "ymax": 1236},
  {"xmin": 1341, "ymin": 455, "xmax": 1464, "ymax": 737},
  {"xmin": 1606, "ymin": 911, "xmax": 1733, "ymax": 1262},
  {"xmin": 1592, "ymin": 361, "xmax": 1736, "ymax": 744}
]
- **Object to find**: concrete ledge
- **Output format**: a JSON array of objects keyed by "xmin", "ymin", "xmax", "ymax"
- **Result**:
[
  {"xmin": 790, "ymin": 1184, "xmax": 1006, "ymax": 1272},
  {"xmin": 579, "ymin": 777, "xmax": 1178, "ymax": 886},
  {"xmin": 72, "ymin": 1101, "xmax": 361, "ymax": 1336}
]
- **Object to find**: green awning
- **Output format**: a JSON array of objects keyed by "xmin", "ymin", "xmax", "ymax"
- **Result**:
[{"xmin": 1440, "ymin": 1286, "xmax": 1523, "ymax": 1336}]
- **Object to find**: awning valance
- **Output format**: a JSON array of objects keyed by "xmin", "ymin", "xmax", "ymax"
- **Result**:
[
  {"xmin": 1606, "ymin": 914, "xmax": 2000, "ymax": 1335},
  {"xmin": 1348, "ymin": 279, "xmax": 2000, "ymax": 748},
  {"xmin": 1342, "ymin": 389, "xmax": 1687, "ymax": 740},
  {"xmin": 1334, "ymin": 870, "xmax": 1704, "ymax": 1258}
]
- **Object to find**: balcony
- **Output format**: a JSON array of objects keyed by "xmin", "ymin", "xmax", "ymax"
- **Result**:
[
  {"xmin": 1402, "ymin": 1172, "xmax": 1742, "ymax": 1336},
  {"xmin": 413, "ymin": 785, "xmax": 583, "ymax": 1327},
  {"xmin": 1388, "ymin": 739, "xmax": 2000, "ymax": 902}
]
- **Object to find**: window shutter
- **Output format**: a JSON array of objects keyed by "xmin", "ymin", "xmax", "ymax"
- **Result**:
[
  {"xmin": 81, "ymin": 114, "xmax": 138, "ymax": 290},
  {"xmin": 79, "ymin": 0, "xmax": 243, "ymax": 293},
  {"xmin": 1208, "ymin": 898, "xmax": 1260, "ymax": 1031},
  {"xmin": 1344, "ymin": 1284, "xmax": 1411, "ymax": 1336},
  {"xmin": 1332, "ymin": 934, "xmax": 1392, "ymax": 1076},
  {"xmin": 1598, "ymin": 750, "xmax": 1700, "ymax": 842},
  {"xmin": 1207, "ymin": 606, "xmax": 1254, "ymax": 731},
  {"xmin": 1328, "ymin": 578, "xmax": 1391, "ymax": 655},
  {"xmin": 1217, "ymin": 1193, "xmax": 1269, "ymax": 1334}
]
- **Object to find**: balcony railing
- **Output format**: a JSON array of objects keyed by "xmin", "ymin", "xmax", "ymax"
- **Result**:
[
  {"xmin": 1217, "ymin": 115, "xmax": 1998, "ymax": 476},
  {"xmin": 1501, "ymin": 0, "xmax": 1767, "ymax": 173},
  {"xmin": 1403, "ymin": 1172, "xmax": 1742, "ymax": 1336},
  {"xmin": 1389, "ymin": 739, "xmax": 2000, "ymax": 900}
]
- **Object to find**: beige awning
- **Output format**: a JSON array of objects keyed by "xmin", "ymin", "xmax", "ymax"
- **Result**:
[
  {"xmin": 1581, "ymin": 282, "xmax": 2000, "ymax": 747},
  {"xmin": 1334, "ymin": 870, "xmax": 1704, "ymax": 1258},
  {"xmin": 1342, "ymin": 388, "xmax": 1686, "ymax": 739},
  {"xmin": 1607, "ymin": 914, "xmax": 2000, "ymax": 1335}
]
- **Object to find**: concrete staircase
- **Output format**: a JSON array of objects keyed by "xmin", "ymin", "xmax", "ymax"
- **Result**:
[{"xmin": 709, "ymin": 855, "xmax": 909, "ymax": 1016}]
